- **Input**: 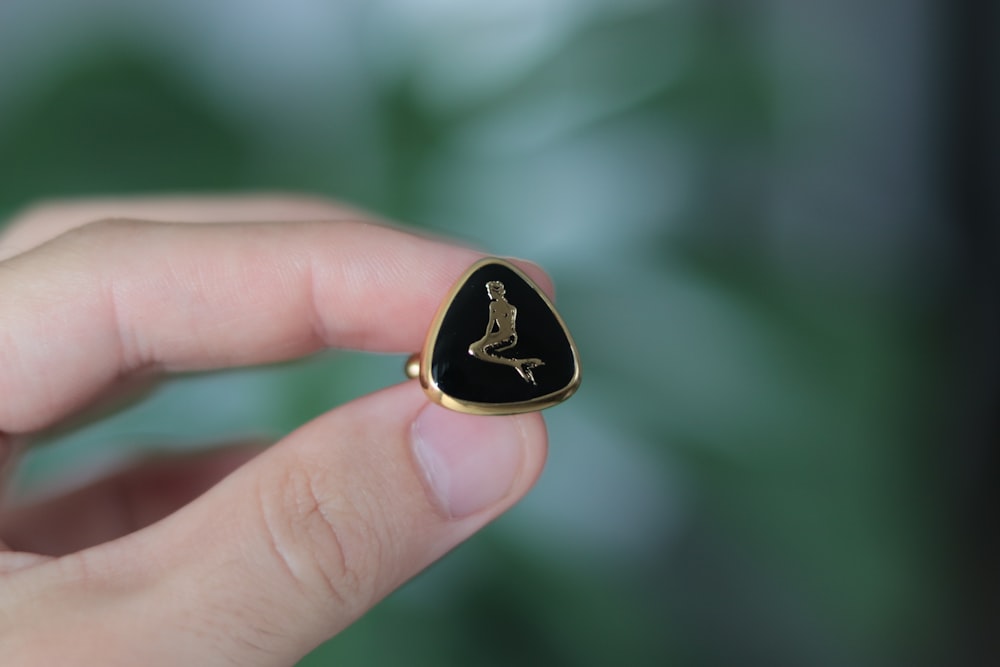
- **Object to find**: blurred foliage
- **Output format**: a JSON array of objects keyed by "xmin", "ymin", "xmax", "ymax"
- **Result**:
[
  {"xmin": 0, "ymin": 1, "xmax": 974, "ymax": 665},
  {"xmin": 0, "ymin": 51, "xmax": 247, "ymax": 205}
]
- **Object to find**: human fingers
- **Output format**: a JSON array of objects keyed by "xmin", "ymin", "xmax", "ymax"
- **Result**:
[
  {"xmin": 0, "ymin": 216, "xmax": 552, "ymax": 435},
  {"xmin": 0, "ymin": 194, "xmax": 390, "ymax": 443},
  {"xmin": 2, "ymin": 382, "xmax": 548, "ymax": 666},
  {"xmin": 0, "ymin": 194, "xmax": 368, "ymax": 261},
  {"xmin": 0, "ymin": 443, "xmax": 263, "ymax": 556}
]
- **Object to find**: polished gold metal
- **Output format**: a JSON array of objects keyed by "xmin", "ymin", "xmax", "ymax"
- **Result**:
[
  {"xmin": 466, "ymin": 280, "xmax": 545, "ymax": 385},
  {"xmin": 405, "ymin": 353, "xmax": 420, "ymax": 379},
  {"xmin": 407, "ymin": 257, "xmax": 581, "ymax": 415}
]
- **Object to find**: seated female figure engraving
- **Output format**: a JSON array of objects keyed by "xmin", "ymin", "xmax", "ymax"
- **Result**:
[{"xmin": 468, "ymin": 281, "xmax": 544, "ymax": 385}]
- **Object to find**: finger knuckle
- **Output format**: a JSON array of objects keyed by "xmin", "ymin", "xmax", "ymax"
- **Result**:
[
  {"xmin": 257, "ymin": 462, "xmax": 385, "ymax": 614},
  {"xmin": 66, "ymin": 217, "xmax": 145, "ymax": 240},
  {"xmin": 44, "ymin": 217, "xmax": 150, "ymax": 259}
]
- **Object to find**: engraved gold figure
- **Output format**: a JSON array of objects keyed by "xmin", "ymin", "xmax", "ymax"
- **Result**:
[{"xmin": 468, "ymin": 280, "xmax": 545, "ymax": 384}]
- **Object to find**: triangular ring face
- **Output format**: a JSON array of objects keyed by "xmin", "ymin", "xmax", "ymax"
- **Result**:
[{"xmin": 419, "ymin": 258, "xmax": 581, "ymax": 414}]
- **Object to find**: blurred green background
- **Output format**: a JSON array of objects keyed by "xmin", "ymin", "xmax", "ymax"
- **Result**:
[{"xmin": 1, "ymin": 1, "xmax": 997, "ymax": 665}]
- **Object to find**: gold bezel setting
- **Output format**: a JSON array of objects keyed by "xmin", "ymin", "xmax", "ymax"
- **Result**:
[{"xmin": 409, "ymin": 258, "xmax": 581, "ymax": 415}]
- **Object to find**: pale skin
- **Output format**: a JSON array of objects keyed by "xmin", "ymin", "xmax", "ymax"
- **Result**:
[
  {"xmin": 0, "ymin": 195, "xmax": 551, "ymax": 665},
  {"xmin": 468, "ymin": 281, "xmax": 545, "ymax": 384}
]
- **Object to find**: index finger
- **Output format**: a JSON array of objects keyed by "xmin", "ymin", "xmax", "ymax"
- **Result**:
[
  {"xmin": 0, "ymin": 194, "xmax": 368, "ymax": 261},
  {"xmin": 0, "ymin": 213, "xmax": 548, "ymax": 435}
]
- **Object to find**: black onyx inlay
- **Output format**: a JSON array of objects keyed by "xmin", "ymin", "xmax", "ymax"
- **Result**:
[{"xmin": 430, "ymin": 262, "xmax": 577, "ymax": 405}]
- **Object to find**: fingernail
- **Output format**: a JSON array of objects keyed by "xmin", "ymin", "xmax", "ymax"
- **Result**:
[{"xmin": 411, "ymin": 403, "xmax": 524, "ymax": 519}]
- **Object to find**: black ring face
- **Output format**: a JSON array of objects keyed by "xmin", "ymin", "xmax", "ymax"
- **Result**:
[{"xmin": 423, "ymin": 259, "xmax": 580, "ymax": 413}]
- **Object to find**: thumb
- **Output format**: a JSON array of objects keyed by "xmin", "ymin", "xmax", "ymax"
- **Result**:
[{"xmin": 8, "ymin": 382, "xmax": 547, "ymax": 666}]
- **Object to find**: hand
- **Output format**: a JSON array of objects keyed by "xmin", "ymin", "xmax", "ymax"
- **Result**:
[{"xmin": 0, "ymin": 196, "xmax": 549, "ymax": 665}]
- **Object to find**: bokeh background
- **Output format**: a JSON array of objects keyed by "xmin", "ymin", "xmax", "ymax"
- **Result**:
[{"xmin": 1, "ymin": 1, "xmax": 997, "ymax": 665}]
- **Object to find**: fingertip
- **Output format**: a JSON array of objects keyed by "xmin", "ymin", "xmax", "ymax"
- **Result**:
[
  {"xmin": 410, "ymin": 404, "xmax": 547, "ymax": 520},
  {"xmin": 508, "ymin": 258, "xmax": 557, "ymax": 301}
]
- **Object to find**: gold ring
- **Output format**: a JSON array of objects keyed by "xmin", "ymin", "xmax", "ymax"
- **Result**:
[{"xmin": 406, "ymin": 257, "xmax": 581, "ymax": 415}]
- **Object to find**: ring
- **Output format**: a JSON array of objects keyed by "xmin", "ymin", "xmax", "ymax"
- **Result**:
[{"xmin": 405, "ymin": 257, "xmax": 581, "ymax": 415}]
